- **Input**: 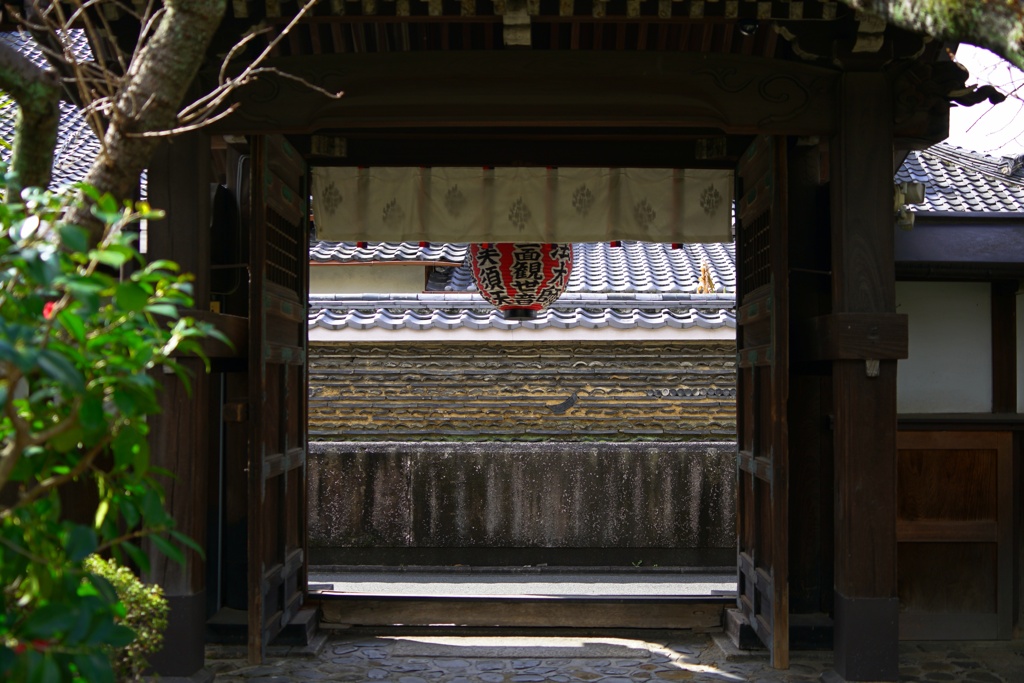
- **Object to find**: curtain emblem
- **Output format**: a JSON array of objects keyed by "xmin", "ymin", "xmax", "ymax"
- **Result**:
[
  {"xmin": 633, "ymin": 198, "xmax": 656, "ymax": 230},
  {"xmin": 572, "ymin": 184, "xmax": 595, "ymax": 217},
  {"xmin": 444, "ymin": 184, "xmax": 467, "ymax": 218},
  {"xmin": 320, "ymin": 181, "xmax": 343, "ymax": 217},
  {"xmin": 701, "ymin": 184, "xmax": 723, "ymax": 216},
  {"xmin": 508, "ymin": 197, "xmax": 532, "ymax": 231}
]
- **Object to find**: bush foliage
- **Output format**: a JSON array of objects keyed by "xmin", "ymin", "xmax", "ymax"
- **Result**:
[{"xmin": 0, "ymin": 180, "xmax": 225, "ymax": 682}]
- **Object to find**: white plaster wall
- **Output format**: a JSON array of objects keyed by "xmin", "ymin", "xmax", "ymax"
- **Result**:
[
  {"xmin": 309, "ymin": 264, "xmax": 426, "ymax": 294},
  {"xmin": 896, "ymin": 281, "xmax": 991, "ymax": 413}
]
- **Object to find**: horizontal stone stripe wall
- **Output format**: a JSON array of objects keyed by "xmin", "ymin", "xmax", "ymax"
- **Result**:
[
  {"xmin": 308, "ymin": 442, "xmax": 736, "ymax": 565},
  {"xmin": 308, "ymin": 341, "xmax": 736, "ymax": 441}
]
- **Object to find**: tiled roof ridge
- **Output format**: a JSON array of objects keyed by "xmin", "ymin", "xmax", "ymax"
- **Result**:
[
  {"xmin": 310, "ymin": 292, "xmax": 735, "ymax": 309},
  {"xmin": 924, "ymin": 142, "xmax": 1024, "ymax": 186}
]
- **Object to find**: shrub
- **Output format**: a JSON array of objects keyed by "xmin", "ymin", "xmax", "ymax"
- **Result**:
[
  {"xmin": 0, "ymin": 179, "xmax": 225, "ymax": 681},
  {"xmin": 83, "ymin": 556, "xmax": 168, "ymax": 682}
]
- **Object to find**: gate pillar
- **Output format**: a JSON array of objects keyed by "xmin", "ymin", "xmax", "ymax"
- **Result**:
[{"xmin": 826, "ymin": 71, "xmax": 904, "ymax": 682}]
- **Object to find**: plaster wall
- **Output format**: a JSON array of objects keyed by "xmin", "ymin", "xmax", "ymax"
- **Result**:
[
  {"xmin": 310, "ymin": 263, "xmax": 426, "ymax": 294},
  {"xmin": 896, "ymin": 281, "xmax": 991, "ymax": 413}
]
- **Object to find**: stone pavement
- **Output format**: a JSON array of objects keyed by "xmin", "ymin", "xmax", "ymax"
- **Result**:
[{"xmin": 207, "ymin": 629, "xmax": 1024, "ymax": 682}]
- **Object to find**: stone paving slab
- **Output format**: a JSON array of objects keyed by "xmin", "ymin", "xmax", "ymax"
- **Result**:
[{"xmin": 207, "ymin": 630, "xmax": 1024, "ymax": 682}]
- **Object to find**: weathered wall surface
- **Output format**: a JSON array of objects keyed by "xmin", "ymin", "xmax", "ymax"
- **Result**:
[
  {"xmin": 308, "ymin": 442, "xmax": 736, "ymax": 567},
  {"xmin": 308, "ymin": 341, "xmax": 736, "ymax": 442}
]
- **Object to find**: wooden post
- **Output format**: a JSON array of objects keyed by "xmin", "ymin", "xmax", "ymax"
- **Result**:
[
  {"xmin": 144, "ymin": 132, "xmax": 213, "ymax": 678},
  {"xmin": 828, "ymin": 72, "xmax": 899, "ymax": 682}
]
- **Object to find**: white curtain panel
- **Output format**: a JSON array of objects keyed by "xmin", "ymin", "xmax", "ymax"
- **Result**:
[{"xmin": 312, "ymin": 166, "xmax": 732, "ymax": 243}]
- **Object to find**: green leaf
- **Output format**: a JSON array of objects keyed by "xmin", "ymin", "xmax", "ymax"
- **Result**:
[
  {"xmin": 49, "ymin": 426, "xmax": 83, "ymax": 453},
  {"xmin": 120, "ymin": 499, "xmax": 140, "ymax": 529},
  {"xmin": 143, "ymin": 259, "xmax": 179, "ymax": 274},
  {"xmin": 105, "ymin": 624, "xmax": 136, "ymax": 649},
  {"xmin": 111, "ymin": 426, "xmax": 148, "ymax": 472},
  {"xmin": 64, "ymin": 525, "xmax": 97, "ymax": 563},
  {"xmin": 114, "ymin": 282, "xmax": 148, "ymax": 312},
  {"xmin": 21, "ymin": 604, "xmax": 76, "ymax": 639},
  {"xmin": 56, "ymin": 223, "xmax": 89, "ymax": 252},
  {"xmin": 55, "ymin": 310, "xmax": 85, "ymax": 343},
  {"xmin": 36, "ymin": 349, "xmax": 85, "ymax": 392},
  {"xmin": 87, "ymin": 249, "xmax": 128, "ymax": 268},
  {"xmin": 84, "ymin": 575, "xmax": 118, "ymax": 605},
  {"xmin": 169, "ymin": 529, "xmax": 206, "ymax": 560},
  {"xmin": 72, "ymin": 653, "xmax": 114, "ymax": 683},
  {"xmin": 29, "ymin": 652, "xmax": 59, "ymax": 683},
  {"xmin": 93, "ymin": 500, "xmax": 109, "ymax": 531},
  {"xmin": 144, "ymin": 303, "xmax": 178, "ymax": 318},
  {"xmin": 119, "ymin": 542, "xmax": 149, "ymax": 574},
  {"xmin": 72, "ymin": 182, "xmax": 101, "ymax": 202},
  {"xmin": 150, "ymin": 534, "xmax": 185, "ymax": 566},
  {"xmin": 112, "ymin": 389, "xmax": 136, "ymax": 416},
  {"xmin": 78, "ymin": 396, "xmax": 105, "ymax": 434}
]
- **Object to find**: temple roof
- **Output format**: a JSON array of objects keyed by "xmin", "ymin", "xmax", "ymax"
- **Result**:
[{"xmin": 897, "ymin": 145, "xmax": 1024, "ymax": 213}]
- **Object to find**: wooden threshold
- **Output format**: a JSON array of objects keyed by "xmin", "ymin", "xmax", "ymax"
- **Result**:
[{"xmin": 315, "ymin": 593, "xmax": 730, "ymax": 630}]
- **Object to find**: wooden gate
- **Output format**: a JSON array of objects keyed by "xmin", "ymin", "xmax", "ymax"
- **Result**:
[
  {"xmin": 246, "ymin": 135, "xmax": 310, "ymax": 662},
  {"xmin": 735, "ymin": 135, "xmax": 789, "ymax": 667}
]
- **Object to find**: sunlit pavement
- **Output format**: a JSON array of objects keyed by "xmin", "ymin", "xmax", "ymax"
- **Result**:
[{"xmin": 207, "ymin": 630, "xmax": 1024, "ymax": 682}]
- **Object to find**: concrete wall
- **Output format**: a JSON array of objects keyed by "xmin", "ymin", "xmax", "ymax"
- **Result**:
[
  {"xmin": 896, "ymin": 281, "xmax": 992, "ymax": 413},
  {"xmin": 308, "ymin": 441, "xmax": 736, "ymax": 567},
  {"xmin": 308, "ymin": 341, "xmax": 737, "ymax": 442}
]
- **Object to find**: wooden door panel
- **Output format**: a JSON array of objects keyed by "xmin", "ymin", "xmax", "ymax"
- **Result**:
[
  {"xmin": 896, "ymin": 430, "xmax": 1012, "ymax": 640},
  {"xmin": 247, "ymin": 135, "xmax": 309, "ymax": 663},
  {"xmin": 735, "ymin": 135, "xmax": 788, "ymax": 668}
]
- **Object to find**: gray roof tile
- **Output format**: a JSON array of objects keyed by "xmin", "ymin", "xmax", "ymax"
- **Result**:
[
  {"xmin": 895, "ymin": 144, "xmax": 1024, "ymax": 213},
  {"xmin": 309, "ymin": 242, "xmax": 738, "ymax": 332}
]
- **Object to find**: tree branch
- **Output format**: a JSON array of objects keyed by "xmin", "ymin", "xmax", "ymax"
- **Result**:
[
  {"xmin": 0, "ymin": 40, "xmax": 60, "ymax": 192},
  {"xmin": 64, "ymin": 0, "xmax": 227, "ymax": 242}
]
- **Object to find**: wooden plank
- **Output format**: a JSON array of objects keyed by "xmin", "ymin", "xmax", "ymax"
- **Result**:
[
  {"xmin": 737, "ymin": 344, "xmax": 772, "ymax": 368},
  {"xmin": 801, "ymin": 313, "xmax": 908, "ymax": 361},
  {"xmin": 896, "ymin": 520, "xmax": 998, "ymax": 543},
  {"xmin": 266, "ymin": 343, "xmax": 306, "ymax": 365},
  {"xmin": 736, "ymin": 290, "xmax": 771, "ymax": 325},
  {"xmin": 265, "ymin": 286, "xmax": 305, "ymax": 323},
  {"xmin": 247, "ymin": 136, "xmax": 269, "ymax": 666},
  {"xmin": 319, "ymin": 596, "xmax": 728, "ymax": 629},
  {"xmin": 737, "ymin": 450, "xmax": 772, "ymax": 483}
]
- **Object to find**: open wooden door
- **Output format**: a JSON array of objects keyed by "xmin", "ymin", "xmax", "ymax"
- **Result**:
[
  {"xmin": 735, "ymin": 135, "xmax": 789, "ymax": 668},
  {"xmin": 246, "ymin": 135, "xmax": 309, "ymax": 663}
]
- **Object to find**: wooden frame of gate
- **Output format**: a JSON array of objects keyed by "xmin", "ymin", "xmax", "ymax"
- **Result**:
[{"xmin": 129, "ymin": 5, "xmax": 969, "ymax": 677}]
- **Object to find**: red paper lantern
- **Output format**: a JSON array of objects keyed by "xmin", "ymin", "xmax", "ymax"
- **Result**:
[{"xmin": 469, "ymin": 243, "xmax": 573, "ymax": 320}]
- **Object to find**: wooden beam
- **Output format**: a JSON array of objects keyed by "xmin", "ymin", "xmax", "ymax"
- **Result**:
[
  {"xmin": 207, "ymin": 51, "xmax": 838, "ymax": 135},
  {"xmin": 828, "ymin": 72, "xmax": 899, "ymax": 682},
  {"xmin": 991, "ymin": 281, "xmax": 1017, "ymax": 413},
  {"xmin": 799, "ymin": 313, "xmax": 908, "ymax": 361}
]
